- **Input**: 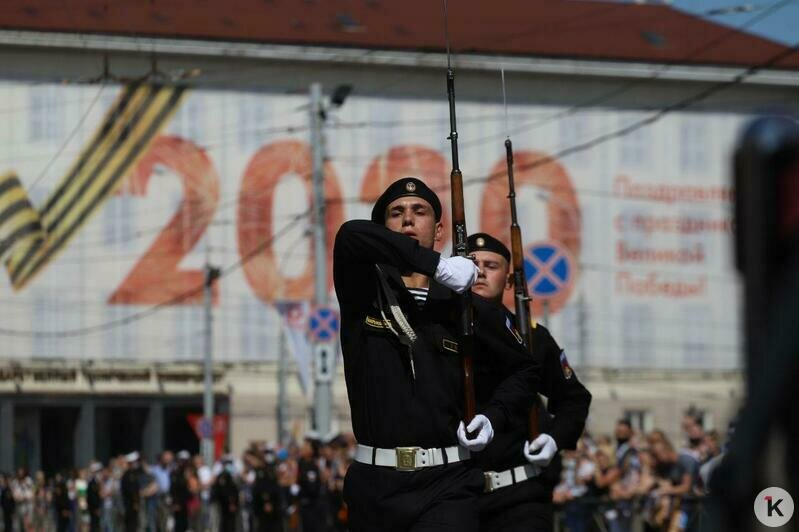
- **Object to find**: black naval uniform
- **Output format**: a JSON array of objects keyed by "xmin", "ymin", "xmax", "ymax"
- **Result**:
[
  {"xmin": 334, "ymin": 220, "xmax": 540, "ymax": 532},
  {"xmin": 120, "ymin": 466, "xmax": 141, "ymax": 532},
  {"xmin": 477, "ymin": 319, "xmax": 591, "ymax": 532},
  {"xmin": 298, "ymin": 458, "xmax": 327, "ymax": 532},
  {"xmin": 87, "ymin": 475, "xmax": 103, "ymax": 532},
  {"xmin": 212, "ymin": 470, "xmax": 240, "ymax": 532},
  {"xmin": 251, "ymin": 465, "xmax": 283, "ymax": 532},
  {"xmin": 170, "ymin": 466, "xmax": 191, "ymax": 532},
  {"xmin": 1, "ymin": 480, "xmax": 15, "ymax": 532},
  {"xmin": 53, "ymin": 479, "xmax": 72, "ymax": 532}
]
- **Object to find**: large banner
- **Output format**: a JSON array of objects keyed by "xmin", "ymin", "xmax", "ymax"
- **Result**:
[{"xmin": 0, "ymin": 82, "xmax": 742, "ymax": 370}]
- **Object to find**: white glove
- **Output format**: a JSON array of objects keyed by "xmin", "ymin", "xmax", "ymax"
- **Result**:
[
  {"xmin": 523, "ymin": 434, "xmax": 558, "ymax": 467},
  {"xmin": 435, "ymin": 256, "xmax": 480, "ymax": 294},
  {"xmin": 457, "ymin": 414, "xmax": 494, "ymax": 452}
]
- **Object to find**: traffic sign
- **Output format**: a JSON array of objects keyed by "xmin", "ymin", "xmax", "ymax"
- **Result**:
[
  {"xmin": 314, "ymin": 343, "xmax": 335, "ymax": 383},
  {"xmin": 524, "ymin": 240, "xmax": 574, "ymax": 298},
  {"xmin": 309, "ymin": 307, "xmax": 339, "ymax": 342}
]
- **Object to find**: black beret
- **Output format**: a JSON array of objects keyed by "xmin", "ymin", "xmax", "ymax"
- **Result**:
[
  {"xmin": 468, "ymin": 232, "xmax": 510, "ymax": 262},
  {"xmin": 370, "ymin": 177, "xmax": 442, "ymax": 224}
]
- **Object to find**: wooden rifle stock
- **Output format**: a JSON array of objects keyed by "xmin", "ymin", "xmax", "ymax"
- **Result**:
[
  {"xmin": 506, "ymin": 138, "xmax": 540, "ymax": 441},
  {"xmin": 447, "ymin": 68, "xmax": 477, "ymax": 427}
]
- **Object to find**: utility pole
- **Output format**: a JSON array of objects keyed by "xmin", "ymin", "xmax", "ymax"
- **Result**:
[
  {"xmin": 202, "ymin": 263, "xmax": 220, "ymax": 466},
  {"xmin": 310, "ymin": 82, "xmax": 332, "ymax": 439},
  {"xmin": 276, "ymin": 321, "xmax": 287, "ymax": 445}
]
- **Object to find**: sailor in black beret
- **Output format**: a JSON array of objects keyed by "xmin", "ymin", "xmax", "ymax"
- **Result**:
[
  {"xmin": 468, "ymin": 233, "xmax": 511, "ymax": 262},
  {"xmin": 333, "ymin": 178, "xmax": 541, "ymax": 530},
  {"xmin": 370, "ymin": 177, "xmax": 442, "ymax": 224},
  {"xmin": 465, "ymin": 231, "xmax": 591, "ymax": 532},
  {"xmin": 468, "ymin": 232, "xmax": 512, "ymax": 301}
]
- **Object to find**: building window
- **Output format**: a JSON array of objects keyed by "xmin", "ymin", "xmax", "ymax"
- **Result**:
[
  {"xmin": 621, "ymin": 303, "xmax": 654, "ymax": 366},
  {"xmin": 240, "ymin": 298, "xmax": 271, "ymax": 360},
  {"xmin": 29, "ymin": 85, "xmax": 64, "ymax": 142},
  {"xmin": 679, "ymin": 117, "xmax": 709, "ymax": 175},
  {"xmin": 32, "ymin": 296, "xmax": 55, "ymax": 357},
  {"xmin": 174, "ymin": 307, "xmax": 203, "ymax": 360},
  {"xmin": 618, "ymin": 113, "xmax": 651, "ymax": 168},
  {"xmin": 171, "ymin": 95, "xmax": 203, "ymax": 144},
  {"xmin": 559, "ymin": 114, "xmax": 592, "ymax": 167},
  {"xmin": 103, "ymin": 196, "xmax": 134, "ymax": 248},
  {"xmin": 685, "ymin": 406, "xmax": 714, "ymax": 432},
  {"xmin": 682, "ymin": 304, "xmax": 711, "ymax": 368},
  {"xmin": 624, "ymin": 409, "xmax": 653, "ymax": 433},
  {"xmin": 104, "ymin": 305, "xmax": 138, "ymax": 359},
  {"xmin": 237, "ymin": 94, "xmax": 269, "ymax": 153}
]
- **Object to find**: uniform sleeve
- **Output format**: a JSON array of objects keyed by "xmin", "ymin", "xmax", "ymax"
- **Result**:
[
  {"xmin": 472, "ymin": 298, "xmax": 542, "ymax": 433},
  {"xmin": 333, "ymin": 220, "xmax": 441, "ymax": 310},
  {"xmin": 534, "ymin": 325, "xmax": 592, "ymax": 450}
]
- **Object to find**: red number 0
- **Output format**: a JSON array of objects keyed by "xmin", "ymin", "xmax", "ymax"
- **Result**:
[
  {"xmin": 480, "ymin": 150, "xmax": 581, "ymax": 315},
  {"xmin": 237, "ymin": 139, "xmax": 344, "ymax": 302}
]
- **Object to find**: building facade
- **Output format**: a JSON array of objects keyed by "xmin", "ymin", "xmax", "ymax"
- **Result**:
[{"xmin": 0, "ymin": 2, "xmax": 797, "ymax": 472}]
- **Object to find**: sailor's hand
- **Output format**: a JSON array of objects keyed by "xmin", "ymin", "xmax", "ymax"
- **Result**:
[
  {"xmin": 457, "ymin": 414, "xmax": 494, "ymax": 452},
  {"xmin": 523, "ymin": 434, "xmax": 558, "ymax": 467},
  {"xmin": 435, "ymin": 256, "xmax": 480, "ymax": 294}
]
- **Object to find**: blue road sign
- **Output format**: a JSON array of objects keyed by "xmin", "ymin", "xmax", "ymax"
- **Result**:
[
  {"xmin": 524, "ymin": 241, "xmax": 573, "ymax": 298},
  {"xmin": 309, "ymin": 307, "xmax": 340, "ymax": 342}
]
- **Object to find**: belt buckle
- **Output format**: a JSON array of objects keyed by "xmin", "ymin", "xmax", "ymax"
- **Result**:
[
  {"xmin": 395, "ymin": 447, "xmax": 420, "ymax": 471},
  {"xmin": 484, "ymin": 472, "xmax": 496, "ymax": 493}
]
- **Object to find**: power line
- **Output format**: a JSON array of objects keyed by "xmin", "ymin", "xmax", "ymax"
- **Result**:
[
  {"xmin": 26, "ymin": 81, "xmax": 107, "ymax": 195},
  {"xmin": 0, "ymin": 210, "xmax": 310, "ymax": 338},
  {"xmin": 460, "ymin": 0, "xmax": 797, "ymax": 149}
]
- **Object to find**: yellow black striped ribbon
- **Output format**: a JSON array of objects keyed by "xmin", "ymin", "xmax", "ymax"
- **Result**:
[
  {"xmin": 0, "ymin": 173, "xmax": 44, "ymax": 262},
  {"xmin": 2, "ymin": 83, "xmax": 186, "ymax": 290}
]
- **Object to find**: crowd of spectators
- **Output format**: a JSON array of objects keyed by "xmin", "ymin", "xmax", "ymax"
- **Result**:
[
  {"xmin": 553, "ymin": 410, "xmax": 730, "ymax": 532},
  {"xmin": 0, "ymin": 410, "xmax": 731, "ymax": 532},
  {"xmin": 0, "ymin": 433, "xmax": 356, "ymax": 532}
]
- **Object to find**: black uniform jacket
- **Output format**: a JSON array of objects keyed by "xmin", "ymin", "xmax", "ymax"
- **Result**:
[
  {"xmin": 334, "ymin": 220, "xmax": 541, "ymax": 450},
  {"xmin": 477, "ymin": 315, "xmax": 592, "ymax": 506}
]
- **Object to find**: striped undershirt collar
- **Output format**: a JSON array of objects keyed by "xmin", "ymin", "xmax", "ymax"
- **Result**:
[{"xmin": 406, "ymin": 287, "xmax": 429, "ymax": 308}]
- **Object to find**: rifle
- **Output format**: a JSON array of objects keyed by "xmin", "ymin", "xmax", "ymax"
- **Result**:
[
  {"xmin": 444, "ymin": 2, "xmax": 476, "ymax": 428},
  {"xmin": 503, "ymin": 71, "xmax": 539, "ymax": 441}
]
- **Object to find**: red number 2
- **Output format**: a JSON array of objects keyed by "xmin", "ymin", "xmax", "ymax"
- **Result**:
[{"xmin": 108, "ymin": 136, "xmax": 220, "ymax": 305}]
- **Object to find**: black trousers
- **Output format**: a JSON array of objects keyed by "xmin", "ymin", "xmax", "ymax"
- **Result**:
[
  {"xmin": 300, "ymin": 501, "xmax": 328, "ymax": 532},
  {"xmin": 89, "ymin": 512, "xmax": 101, "ymax": 532},
  {"xmin": 219, "ymin": 511, "xmax": 237, "ymax": 532},
  {"xmin": 344, "ymin": 460, "xmax": 484, "ymax": 532},
  {"xmin": 124, "ymin": 512, "xmax": 138, "ymax": 532},
  {"xmin": 480, "ymin": 500, "xmax": 553, "ymax": 532},
  {"xmin": 255, "ymin": 514, "xmax": 283, "ymax": 532},
  {"xmin": 56, "ymin": 517, "xmax": 71, "ymax": 532},
  {"xmin": 173, "ymin": 509, "xmax": 188, "ymax": 532}
]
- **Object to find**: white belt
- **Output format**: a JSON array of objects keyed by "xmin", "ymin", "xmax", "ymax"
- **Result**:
[
  {"xmin": 354, "ymin": 444, "xmax": 470, "ymax": 471},
  {"xmin": 483, "ymin": 464, "xmax": 542, "ymax": 493}
]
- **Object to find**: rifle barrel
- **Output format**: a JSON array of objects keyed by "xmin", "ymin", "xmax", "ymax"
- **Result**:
[
  {"xmin": 446, "ymin": 67, "xmax": 476, "ymax": 427},
  {"xmin": 506, "ymin": 137, "xmax": 539, "ymax": 440}
]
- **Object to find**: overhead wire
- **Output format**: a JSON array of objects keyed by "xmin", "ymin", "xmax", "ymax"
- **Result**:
[{"xmin": 0, "ymin": 209, "xmax": 310, "ymax": 338}]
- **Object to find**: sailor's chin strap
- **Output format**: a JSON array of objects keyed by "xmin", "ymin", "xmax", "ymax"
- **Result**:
[{"xmin": 375, "ymin": 265, "xmax": 418, "ymax": 379}]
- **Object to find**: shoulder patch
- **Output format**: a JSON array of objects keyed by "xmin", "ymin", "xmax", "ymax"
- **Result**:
[
  {"xmin": 364, "ymin": 315, "xmax": 386, "ymax": 329},
  {"xmin": 505, "ymin": 315, "xmax": 524, "ymax": 345},
  {"xmin": 559, "ymin": 350, "xmax": 573, "ymax": 380},
  {"xmin": 530, "ymin": 318, "xmax": 537, "ymax": 329}
]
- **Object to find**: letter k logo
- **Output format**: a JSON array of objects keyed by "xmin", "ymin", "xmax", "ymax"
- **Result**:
[
  {"xmin": 766, "ymin": 496, "xmax": 784, "ymax": 517},
  {"xmin": 755, "ymin": 487, "xmax": 793, "ymax": 526}
]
